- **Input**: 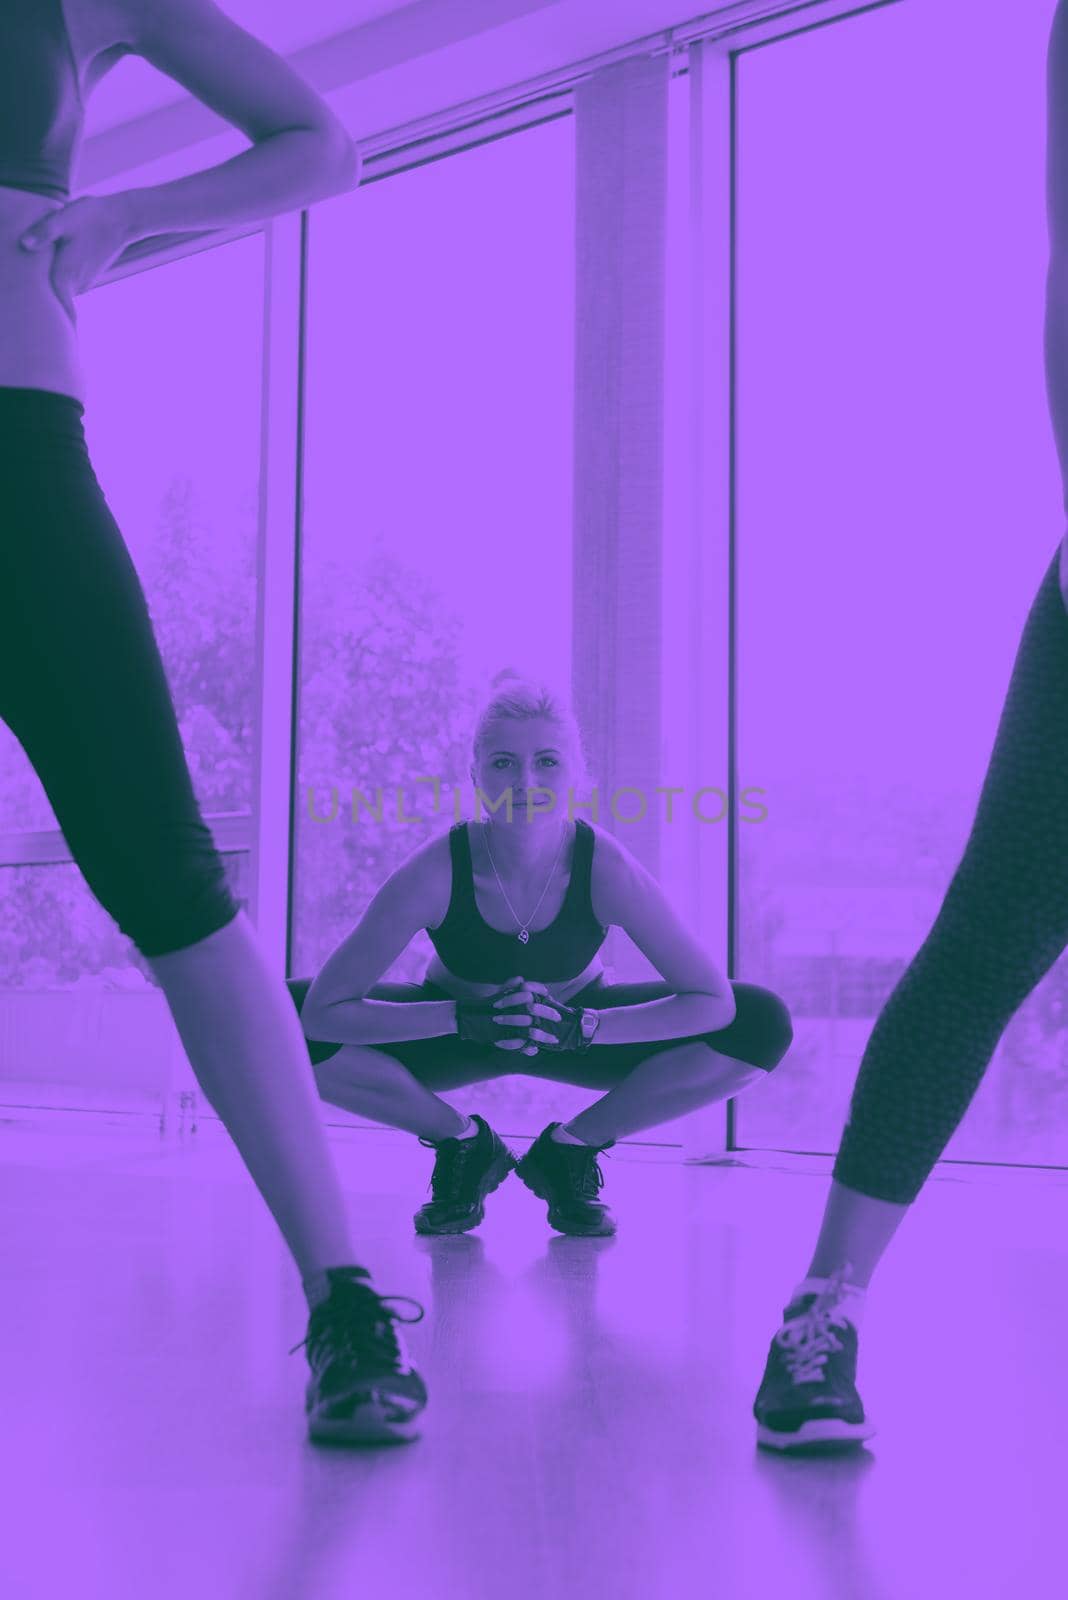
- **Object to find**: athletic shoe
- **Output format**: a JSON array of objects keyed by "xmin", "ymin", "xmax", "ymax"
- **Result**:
[
  {"xmin": 514, "ymin": 1123, "xmax": 616, "ymax": 1236},
  {"xmin": 413, "ymin": 1114, "xmax": 514, "ymax": 1235},
  {"xmin": 753, "ymin": 1268, "xmax": 875, "ymax": 1452},
  {"xmin": 290, "ymin": 1266, "xmax": 427, "ymax": 1445}
]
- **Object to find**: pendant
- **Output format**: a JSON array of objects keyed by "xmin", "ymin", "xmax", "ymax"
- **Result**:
[{"xmin": 518, "ymin": 928, "xmax": 530, "ymax": 944}]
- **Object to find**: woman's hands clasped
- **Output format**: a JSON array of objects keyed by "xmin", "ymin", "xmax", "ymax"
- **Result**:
[
  {"xmin": 492, "ymin": 976, "xmax": 566, "ymax": 1055},
  {"xmin": 455, "ymin": 976, "xmax": 564, "ymax": 1056}
]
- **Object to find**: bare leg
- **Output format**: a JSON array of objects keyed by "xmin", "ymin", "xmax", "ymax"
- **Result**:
[
  {"xmin": 804, "ymin": 1182, "xmax": 909, "ymax": 1289},
  {"xmin": 147, "ymin": 911, "xmax": 355, "ymax": 1283},
  {"xmin": 565, "ymin": 1043, "xmax": 765, "ymax": 1147},
  {"xmin": 313, "ymin": 1043, "xmax": 471, "ymax": 1143},
  {"xmin": 792, "ymin": 0, "xmax": 1068, "ymax": 1295}
]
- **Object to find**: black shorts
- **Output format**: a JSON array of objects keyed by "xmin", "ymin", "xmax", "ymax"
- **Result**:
[
  {"xmin": 288, "ymin": 974, "xmax": 793, "ymax": 1093},
  {"xmin": 0, "ymin": 388, "xmax": 240, "ymax": 957}
]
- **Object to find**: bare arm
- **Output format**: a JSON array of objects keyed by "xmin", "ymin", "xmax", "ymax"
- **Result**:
[
  {"xmin": 584, "ymin": 834, "xmax": 737, "ymax": 1047},
  {"xmin": 110, "ymin": 0, "xmax": 359, "ymax": 246},
  {"xmin": 300, "ymin": 848, "xmax": 459, "ymax": 1048}
]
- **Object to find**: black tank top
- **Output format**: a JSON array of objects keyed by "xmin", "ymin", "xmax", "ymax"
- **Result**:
[
  {"xmin": 0, "ymin": 1, "xmax": 83, "ymax": 200},
  {"xmin": 427, "ymin": 820, "xmax": 608, "ymax": 983}
]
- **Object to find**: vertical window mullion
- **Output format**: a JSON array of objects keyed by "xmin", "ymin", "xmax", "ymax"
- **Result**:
[
  {"xmin": 679, "ymin": 38, "xmax": 736, "ymax": 1160},
  {"xmin": 250, "ymin": 211, "xmax": 304, "ymax": 973}
]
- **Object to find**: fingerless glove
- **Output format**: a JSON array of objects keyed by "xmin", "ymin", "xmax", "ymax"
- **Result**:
[
  {"xmin": 455, "ymin": 995, "xmax": 532, "ymax": 1046},
  {"xmin": 526, "ymin": 996, "xmax": 592, "ymax": 1053}
]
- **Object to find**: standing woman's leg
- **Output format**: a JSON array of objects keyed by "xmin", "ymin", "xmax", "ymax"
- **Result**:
[
  {"xmin": 757, "ymin": 559, "xmax": 1068, "ymax": 1452},
  {"xmin": 754, "ymin": 3, "xmax": 1068, "ymax": 1448},
  {"xmin": 0, "ymin": 402, "xmax": 353, "ymax": 1280},
  {"xmin": 813, "ymin": 0, "xmax": 1068, "ymax": 1283},
  {"xmin": 0, "ymin": 391, "xmax": 425, "ymax": 1440},
  {"xmin": 827, "ymin": 554, "xmax": 1068, "ymax": 1210}
]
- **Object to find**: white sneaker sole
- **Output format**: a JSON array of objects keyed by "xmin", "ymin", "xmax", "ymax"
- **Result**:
[{"xmin": 756, "ymin": 1416, "xmax": 876, "ymax": 1452}]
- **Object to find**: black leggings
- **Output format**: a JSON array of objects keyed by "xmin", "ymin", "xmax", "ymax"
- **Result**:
[
  {"xmin": 835, "ymin": 548, "xmax": 1068, "ymax": 1204},
  {"xmin": 287, "ymin": 974, "xmax": 794, "ymax": 1093},
  {"xmin": 0, "ymin": 387, "xmax": 240, "ymax": 957}
]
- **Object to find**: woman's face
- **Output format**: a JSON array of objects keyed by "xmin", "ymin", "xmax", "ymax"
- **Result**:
[{"xmin": 471, "ymin": 716, "xmax": 578, "ymax": 823}]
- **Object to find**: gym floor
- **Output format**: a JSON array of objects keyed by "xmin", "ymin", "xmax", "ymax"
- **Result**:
[{"xmin": 1, "ymin": 1112, "xmax": 1063, "ymax": 1599}]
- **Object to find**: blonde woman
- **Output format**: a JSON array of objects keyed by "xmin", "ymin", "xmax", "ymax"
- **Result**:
[{"xmin": 291, "ymin": 672, "xmax": 794, "ymax": 1237}]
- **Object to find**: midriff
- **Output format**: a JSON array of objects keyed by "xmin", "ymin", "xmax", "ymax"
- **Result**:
[
  {"xmin": 0, "ymin": 186, "xmax": 86, "ymax": 404},
  {"xmin": 422, "ymin": 951, "xmax": 606, "ymax": 1006}
]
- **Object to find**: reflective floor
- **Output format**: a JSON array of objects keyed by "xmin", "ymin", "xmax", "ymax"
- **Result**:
[{"xmin": 1, "ymin": 1111, "xmax": 1065, "ymax": 1599}]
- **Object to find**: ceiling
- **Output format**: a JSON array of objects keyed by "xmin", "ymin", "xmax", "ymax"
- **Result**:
[
  {"xmin": 84, "ymin": 0, "xmax": 758, "ymax": 136},
  {"xmin": 222, "ymin": 0, "xmax": 409, "ymax": 42},
  {"xmin": 84, "ymin": 0, "xmax": 416, "ymax": 132},
  {"xmin": 80, "ymin": 1, "xmax": 828, "ymax": 178}
]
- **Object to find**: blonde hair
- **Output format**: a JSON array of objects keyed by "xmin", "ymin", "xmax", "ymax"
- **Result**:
[{"xmin": 470, "ymin": 668, "xmax": 594, "ymax": 793}]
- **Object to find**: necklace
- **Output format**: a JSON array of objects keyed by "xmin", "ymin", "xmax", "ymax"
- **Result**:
[{"xmin": 482, "ymin": 820, "xmax": 570, "ymax": 944}]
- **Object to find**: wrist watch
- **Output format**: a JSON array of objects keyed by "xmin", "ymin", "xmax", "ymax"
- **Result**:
[{"xmin": 579, "ymin": 1007, "xmax": 600, "ymax": 1046}]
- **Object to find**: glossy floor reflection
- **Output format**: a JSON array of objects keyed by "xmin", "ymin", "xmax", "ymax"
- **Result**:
[{"xmin": 1, "ymin": 1113, "xmax": 1065, "ymax": 1599}]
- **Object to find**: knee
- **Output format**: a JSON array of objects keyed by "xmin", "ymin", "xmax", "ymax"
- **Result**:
[
  {"xmin": 284, "ymin": 978, "xmax": 346, "ymax": 1069},
  {"xmin": 287, "ymin": 977, "xmax": 313, "ymax": 1014},
  {"xmin": 663, "ymin": 1040, "xmax": 735, "ymax": 1090},
  {"xmin": 305, "ymin": 1030, "xmax": 346, "ymax": 1072},
  {"xmin": 286, "ymin": 976, "xmax": 320, "ymax": 1038},
  {"xmin": 727, "ymin": 982, "xmax": 794, "ymax": 1073}
]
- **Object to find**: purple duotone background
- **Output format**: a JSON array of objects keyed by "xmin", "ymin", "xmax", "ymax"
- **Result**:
[{"xmin": 2, "ymin": 0, "xmax": 1067, "ymax": 1596}]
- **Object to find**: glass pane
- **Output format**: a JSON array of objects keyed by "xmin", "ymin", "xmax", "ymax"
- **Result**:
[
  {"xmin": 294, "ymin": 118, "xmax": 577, "ymax": 1133},
  {"xmin": 0, "ymin": 239, "xmax": 261, "ymax": 1107},
  {"xmin": 79, "ymin": 239, "xmax": 262, "ymax": 828},
  {"xmin": 733, "ymin": 0, "xmax": 1068, "ymax": 1163}
]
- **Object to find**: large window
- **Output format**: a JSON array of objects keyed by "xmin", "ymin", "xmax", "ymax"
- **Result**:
[
  {"xmin": 0, "ymin": 237, "xmax": 262, "ymax": 1111},
  {"xmin": 8, "ymin": 0, "xmax": 1064, "ymax": 1171},
  {"xmin": 732, "ymin": 0, "xmax": 1068, "ymax": 1164},
  {"xmin": 294, "ymin": 118, "xmax": 578, "ymax": 1133}
]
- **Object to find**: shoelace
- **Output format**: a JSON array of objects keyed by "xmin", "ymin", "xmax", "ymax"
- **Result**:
[
  {"xmin": 552, "ymin": 1138, "xmax": 610, "ymax": 1200},
  {"xmin": 578, "ymin": 1151, "xmax": 607, "ymax": 1201},
  {"xmin": 289, "ymin": 1272, "xmax": 425, "ymax": 1373},
  {"xmin": 773, "ymin": 1264, "xmax": 856, "ymax": 1387},
  {"xmin": 418, "ymin": 1126, "xmax": 483, "ymax": 1204}
]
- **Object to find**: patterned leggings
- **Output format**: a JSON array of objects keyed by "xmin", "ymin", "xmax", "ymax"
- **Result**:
[
  {"xmin": 834, "ymin": 549, "xmax": 1068, "ymax": 1203},
  {"xmin": 835, "ymin": 0, "xmax": 1068, "ymax": 1204}
]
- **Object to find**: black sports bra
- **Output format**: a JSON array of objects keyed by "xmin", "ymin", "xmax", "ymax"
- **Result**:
[
  {"xmin": 426, "ymin": 820, "xmax": 608, "ymax": 983},
  {"xmin": 0, "ymin": 2, "xmax": 84, "ymax": 201}
]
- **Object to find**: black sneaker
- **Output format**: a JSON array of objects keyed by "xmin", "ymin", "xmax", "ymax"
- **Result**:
[
  {"xmin": 753, "ymin": 1269, "xmax": 875, "ymax": 1452},
  {"xmin": 413, "ymin": 1114, "xmax": 514, "ymax": 1235},
  {"xmin": 514, "ymin": 1123, "xmax": 616, "ymax": 1237},
  {"xmin": 290, "ymin": 1266, "xmax": 427, "ymax": 1445}
]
